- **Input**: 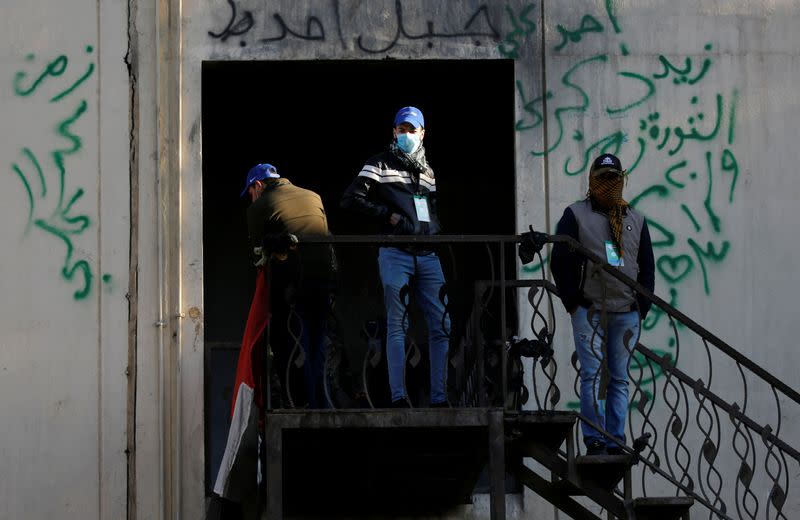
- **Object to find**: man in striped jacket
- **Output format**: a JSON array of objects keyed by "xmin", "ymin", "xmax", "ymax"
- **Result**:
[{"xmin": 341, "ymin": 106, "xmax": 450, "ymax": 408}]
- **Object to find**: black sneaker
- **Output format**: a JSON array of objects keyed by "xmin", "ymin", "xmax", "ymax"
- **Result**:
[
  {"xmin": 430, "ymin": 401, "xmax": 450, "ymax": 408},
  {"xmin": 585, "ymin": 440, "xmax": 606, "ymax": 455},
  {"xmin": 390, "ymin": 398, "xmax": 412, "ymax": 408}
]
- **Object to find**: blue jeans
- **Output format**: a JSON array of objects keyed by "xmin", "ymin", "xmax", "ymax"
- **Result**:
[
  {"xmin": 571, "ymin": 306, "xmax": 640, "ymax": 448},
  {"xmin": 295, "ymin": 285, "xmax": 332, "ymax": 409},
  {"xmin": 275, "ymin": 282, "xmax": 332, "ymax": 409},
  {"xmin": 377, "ymin": 247, "xmax": 451, "ymax": 404}
]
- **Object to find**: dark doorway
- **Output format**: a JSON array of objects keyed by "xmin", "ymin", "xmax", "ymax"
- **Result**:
[{"xmin": 202, "ymin": 59, "xmax": 515, "ymax": 492}]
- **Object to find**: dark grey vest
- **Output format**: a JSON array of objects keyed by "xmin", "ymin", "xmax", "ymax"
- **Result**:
[{"xmin": 570, "ymin": 200, "xmax": 644, "ymax": 312}]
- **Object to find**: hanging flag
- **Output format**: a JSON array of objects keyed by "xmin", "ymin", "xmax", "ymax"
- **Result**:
[{"xmin": 213, "ymin": 267, "xmax": 271, "ymax": 501}]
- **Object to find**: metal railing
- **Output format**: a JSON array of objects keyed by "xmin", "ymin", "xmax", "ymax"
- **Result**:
[
  {"xmin": 272, "ymin": 234, "xmax": 520, "ymax": 410},
  {"xmin": 263, "ymin": 232, "xmax": 799, "ymax": 519},
  {"xmin": 516, "ymin": 231, "xmax": 799, "ymax": 520}
]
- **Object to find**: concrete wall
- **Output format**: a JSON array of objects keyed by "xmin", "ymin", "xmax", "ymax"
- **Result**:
[
  {"xmin": 1, "ymin": 0, "xmax": 799, "ymax": 519},
  {"xmin": 527, "ymin": 1, "xmax": 800, "ymax": 517},
  {"xmin": 0, "ymin": 1, "xmax": 130, "ymax": 519}
]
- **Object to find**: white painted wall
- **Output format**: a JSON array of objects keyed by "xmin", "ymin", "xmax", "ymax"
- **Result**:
[
  {"xmin": 0, "ymin": 1, "xmax": 130, "ymax": 519},
  {"xmin": 522, "ymin": 1, "xmax": 800, "ymax": 517},
  {"xmin": 1, "ymin": 0, "xmax": 799, "ymax": 519}
]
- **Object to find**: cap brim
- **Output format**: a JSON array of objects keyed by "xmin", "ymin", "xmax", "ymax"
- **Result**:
[
  {"xmin": 396, "ymin": 118, "xmax": 423, "ymax": 129},
  {"xmin": 591, "ymin": 166, "xmax": 623, "ymax": 176}
]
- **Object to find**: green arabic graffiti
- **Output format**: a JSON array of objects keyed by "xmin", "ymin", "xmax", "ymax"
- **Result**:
[
  {"xmin": 653, "ymin": 44, "xmax": 713, "ymax": 85},
  {"xmin": 529, "ymin": 54, "xmax": 609, "ymax": 156},
  {"xmin": 9, "ymin": 47, "xmax": 111, "ymax": 300},
  {"xmin": 515, "ymin": 80, "xmax": 549, "ymax": 131},
  {"xmin": 603, "ymin": 0, "xmax": 622, "ymax": 34},
  {"xmin": 688, "ymin": 238, "xmax": 730, "ymax": 295},
  {"xmin": 498, "ymin": 3, "xmax": 536, "ymax": 59},
  {"xmin": 605, "ymin": 71, "xmax": 655, "ymax": 116},
  {"xmin": 512, "ymin": 4, "xmax": 743, "ymax": 405},
  {"xmin": 554, "ymin": 15, "xmax": 603, "ymax": 51},
  {"xmin": 13, "ymin": 46, "xmax": 95, "ymax": 103}
]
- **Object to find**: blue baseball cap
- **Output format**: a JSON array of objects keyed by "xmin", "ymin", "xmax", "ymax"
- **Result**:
[
  {"xmin": 240, "ymin": 163, "xmax": 280, "ymax": 197},
  {"xmin": 394, "ymin": 106, "xmax": 425, "ymax": 129}
]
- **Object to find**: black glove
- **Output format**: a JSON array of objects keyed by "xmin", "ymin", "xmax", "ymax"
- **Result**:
[
  {"xmin": 518, "ymin": 226, "xmax": 548, "ymax": 265},
  {"xmin": 262, "ymin": 232, "xmax": 298, "ymax": 259},
  {"xmin": 507, "ymin": 331, "xmax": 554, "ymax": 360}
]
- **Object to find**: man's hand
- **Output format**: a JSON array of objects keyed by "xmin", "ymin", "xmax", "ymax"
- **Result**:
[
  {"xmin": 389, "ymin": 213, "xmax": 402, "ymax": 226},
  {"xmin": 262, "ymin": 232, "xmax": 298, "ymax": 262},
  {"xmin": 518, "ymin": 226, "xmax": 549, "ymax": 265}
]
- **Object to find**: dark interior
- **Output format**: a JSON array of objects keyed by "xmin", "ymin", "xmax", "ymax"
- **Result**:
[{"xmin": 202, "ymin": 59, "xmax": 516, "ymax": 492}]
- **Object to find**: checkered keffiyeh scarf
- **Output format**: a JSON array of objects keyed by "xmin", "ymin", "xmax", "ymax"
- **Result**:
[
  {"xmin": 588, "ymin": 172, "xmax": 628, "ymax": 257},
  {"xmin": 389, "ymin": 141, "xmax": 429, "ymax": 176}
]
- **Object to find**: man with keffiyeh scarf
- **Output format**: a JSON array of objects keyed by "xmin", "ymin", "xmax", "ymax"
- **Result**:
[
  {"xmin": 341, "ymin": 106, "xmax": 450, "ymax": 408},
  {"xmin": 551, "ymin": 153, "xmax": 655, "ymax": 455}
]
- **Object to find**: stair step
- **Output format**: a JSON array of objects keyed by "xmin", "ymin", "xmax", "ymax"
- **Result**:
[
  {"xmin": 575, "ymin": 454, "xmax": 633, "ymax": 490},
  {"xmin": 509, "ymin": 440, "xmax": 634, "ymax": 519},
  {"xmin": 632, "ymin": 496, "xmax": 694, "ymax": 520},
  {"xmin": 269, "ymin": 409, "xmax": 492, "ymax": 515},
  {"xmin": 504, "ymin": 410, "xmax": 577, "ymax": 451},
  {"xmin": 550, "ymin": 478, "xmax": 584, "ymax": 496},
  {"xmin": 512, "ymin": 463, "xmax": 606, "ymax": 520}
]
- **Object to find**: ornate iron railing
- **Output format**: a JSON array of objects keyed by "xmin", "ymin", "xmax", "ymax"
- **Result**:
[
  {"xmin": 264, "ymin": 233, "xmax": 799, "ymax": 519},
  {"xmin": 274, "ymin": 234, "xmax": 521, "ymax": 410},
  {"xmin": 516, "ymin": 230, "xmax": 800, "ymax": 520}
]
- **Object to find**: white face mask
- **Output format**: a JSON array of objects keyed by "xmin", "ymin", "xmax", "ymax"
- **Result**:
[{"xmin": 396, "ymin": 132, "xmax": 421, "ymax": 154}]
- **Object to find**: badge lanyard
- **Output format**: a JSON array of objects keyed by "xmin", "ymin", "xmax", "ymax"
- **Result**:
[
  {"xmin": 412, "ymin": 170, "xmax": 430, "ymax": 223},
  {"xmin": 604, "ymin": 240, "xmax": 624, "ymax": 267}
]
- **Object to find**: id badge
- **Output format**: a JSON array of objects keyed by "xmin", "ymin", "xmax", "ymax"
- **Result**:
[
  {"xmin": 413, "ymin": 195, "xmax": 431, "ymax": 222},
  {"xmin": 604, "ymin": 240, "xmax": 624, "ymax": 267}
]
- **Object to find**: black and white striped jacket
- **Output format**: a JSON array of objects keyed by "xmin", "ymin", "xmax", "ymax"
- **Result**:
[{"xmin": 340, "ymin": 150, "xmax": 441, "ymax": 236}]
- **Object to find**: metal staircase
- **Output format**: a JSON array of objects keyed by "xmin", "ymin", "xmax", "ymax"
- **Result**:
[
  {"xmin": 210, "ymin": 233, "xmax": 799, "ymax": 519},
  {"xmin": 506, "ymin": 410, "xmax": 693, "ymax": 519},
  {"xmin": 507, "ymin": 230, "xmax": 800, "ymax": 520}
]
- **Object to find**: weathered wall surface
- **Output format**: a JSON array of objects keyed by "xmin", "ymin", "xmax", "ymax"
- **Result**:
[
  {"xmin": 517, "ymin": 1, "xmax": 800, "ymax": 517},
  {"xmin": 191, "ymin": 1, "xmax": 800, "ymax": 518},
  {"xmin": 0, "ymin": 1, "xmax": 130, "ymax": 519},
  {"xmin": 182, "ymin": 1, "xmax": 533, "ymax": 517},
  {"xmin": 2, "ymin": 0, "xmax": 800, "ymax": 519}
]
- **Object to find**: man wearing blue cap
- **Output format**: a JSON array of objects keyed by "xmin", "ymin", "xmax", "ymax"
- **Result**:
[
  {"xmin": 242, "ymin": 163, "xmax": 329, "ymax": 263},
  {"xmin": 341, "ymin": 106, "xmax": 450, "ymax": 408},
  {"xmin": 551, "ymin": 153, "xmax": 655, "ymax": 455},
  {"xmin": 242, "ymin": 163, "xmax": 335, "ymax": 408}
]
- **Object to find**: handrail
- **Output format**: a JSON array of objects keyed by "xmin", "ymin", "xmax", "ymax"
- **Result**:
[
  {"xmin": 297, "ymin": 234, "xmax": 523, "ymax": 244},
  {"xmin": 634, "ymin": 343, "xmax": 800, "ymax": 462},
  {"xmin": 299, "ymin": 232, "xmax": 800, "ymax": 407},
  {"xmin": 517, "ymin": 230, "xmax": 797, "ymax": 519},
  {"xmin": 504, "ymin": 278, "xmax": 758, "ymax": 520},
  {"xmin": 298, "ymin": 232, "xmax": 800, "ymax": 408},
  {"xmin": 509, "ymin": 276, "xmax": 800, "ymax": 461},
  {"xmin": 265, "ymin": 231, "xmax": 798, "ymax": 519},
  {"xmin": 542, "ymin": 233, "xmax": 800, "ymax": 407}
]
